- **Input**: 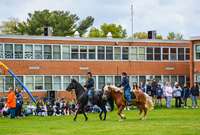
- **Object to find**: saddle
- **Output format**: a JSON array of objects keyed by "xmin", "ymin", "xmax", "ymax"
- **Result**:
[{"xmin": 122, "ymin": 91, "xmax": 138, "ymax": 101}]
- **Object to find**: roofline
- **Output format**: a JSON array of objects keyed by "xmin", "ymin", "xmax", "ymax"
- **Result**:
[
  {"xmin": 189, "ymin": 36, "xmax": 200, "ymax": 40},
  {"xmin": 0, "ymin": 35, "xmax": 190, "ymax": 44}
]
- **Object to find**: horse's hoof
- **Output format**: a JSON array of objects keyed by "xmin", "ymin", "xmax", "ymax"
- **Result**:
[
  {"xmin": 102, "ymin": 119, "xmax": 105, "ymax": 121},
  {"xmin": 139, "ymin": 117, "xmax": 142, "ymax": 120},
  {"xmin": 119, "ymin": 119, "xmax": 123, "ymax": 121},
  {"xmin": 85, "ymin": 118, "xmax": 88, "ymax": 121},
  {"xmin": 100, "ymin": 117, "xmax": 102, "ymax": 120},
  {"xmin": 124, "ymin": 117, "xmax": 126, "ymax": 119},
  {"xmin": 73, "ymin": 120, "xmax": 76, "ymax": 122},
  {"xmin": 142, "ymin": 118, "xmax": 146, "ymax": 120}
]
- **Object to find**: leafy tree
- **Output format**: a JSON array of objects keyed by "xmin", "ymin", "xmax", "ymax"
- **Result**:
[
  {"xmin": 156, "ymin": 35, "xmax": 163, "ymax": 39},
  {"xmin": 167, "ymin": 32, "xmax": 183, "ymax": 40},
  {"xmin": 88, "ymin": 23, "xmax": 127, "ymax": 38},
  {"xmin": 13, "ymin": 10, "xmax": 94, "ymax": 36},
  {"xmin": 132, "ymin": 31, "xmax": 148, "ymax": 39},
  {"xmin": 0, "ymin": 17, "xmax": 20, "ymax": 35}
]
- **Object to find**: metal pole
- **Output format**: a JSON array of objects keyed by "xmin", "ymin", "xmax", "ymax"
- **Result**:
[{"xmin": 131, "ymin": 5, "xmax": 133, "ymax": 38}]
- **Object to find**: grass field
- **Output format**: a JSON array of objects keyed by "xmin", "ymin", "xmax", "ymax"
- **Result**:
[{"xmin": 0, "ymin": 99, "xmax": 200, "ymax": 135}]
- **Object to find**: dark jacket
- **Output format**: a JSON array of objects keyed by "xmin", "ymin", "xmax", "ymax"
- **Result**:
[
  {"xmin": 47, "ymin": 106, "xmax": 54, "ymax": 116},
  {"xmin": 85, "ymin": 77, "xmax": 94, "ymax": 89},
  {"xmin": 181, "ymin": 86, "xmax": 190, "ymax": 98},
  {"xmin": 0, "ymin": 104, "xmax": 4, "ymax": 110},
  {"xmin": 146, "ymin": 85, "xmax": 153, "ymax": 97},
  {"xmin": 36, "ymin": 105, "xmax": 45, "ymax": 113},
  {"xmin": 156, "ymin": 88, "xmax": 163, "ymax": 97},
  {"xmin": 152, "ymin": 82, "xmax": 157, "ymax": 94},
  {"xmin": 191, "ymin": 86, "xmax": 199, "ymax": 96},
  {"xmin": 119, "ymin": 77, "xmax": 131, "ymax": 90}
]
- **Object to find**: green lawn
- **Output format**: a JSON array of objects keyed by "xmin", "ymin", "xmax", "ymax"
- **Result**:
[{"xmin": 0, "ymin": 99, "xmax": 200, "ymax": 135}]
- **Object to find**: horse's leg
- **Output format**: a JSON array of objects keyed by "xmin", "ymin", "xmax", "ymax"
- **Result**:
[
  {"xmin": 102, "ymin": 106, "xmax": 107, "ymax": 121},
  {"xmin": 118, "ymin": 105, "xmax": 125, "ymax": 121},
  {"xmin": 136, "ymin": 104, "xmax": 143, "ymax": 120},
  {"xmin": 141, "ymin": 103, "xmax": 147, "ymax": 120},
  {"xmin": 99, "ymin": 109, "xmax": 103, "ymax": 120},
  {"xmin": 73, "ymin": 105, "xmax": 82, "ymax": 122}
]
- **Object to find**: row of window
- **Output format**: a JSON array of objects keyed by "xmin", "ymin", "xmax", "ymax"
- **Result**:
[
  {"xmin": 0, "ymin": 75, "xmax": 191, "ymax": 91},
  {"xmin": 0, "ymin": 43, "xmax": 190, "ymax": 61}
]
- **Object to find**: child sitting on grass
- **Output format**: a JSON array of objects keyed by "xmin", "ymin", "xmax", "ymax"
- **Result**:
[
  {"xmin": 1, "ymin": 100, "xmax": 10, "ymax": 117},
  {"xmin": 47, "ymin": 103, "xmax": 54, "ymax": 116},
  {"xmin": 36, "ymin": 100, "xmax": 46, "ymax": 116},
  {"xmin": 27, "ymin": 102, "xmax": 36, "ymax": 115}
]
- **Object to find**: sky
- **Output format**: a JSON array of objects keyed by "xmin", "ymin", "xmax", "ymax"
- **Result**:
[{"xmin": 0, "ymin": 0, "xmax": 199, "ymax": 39}]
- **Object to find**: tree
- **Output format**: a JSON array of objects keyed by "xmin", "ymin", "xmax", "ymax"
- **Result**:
[
  {"xmin": 13, "ymin": 10, "xmax": 94, "ymax": 36},
  {"xmin": 156, "ymin": 35, "xmax": 163, "ymax": 39},
  {"xmin": 129, "ymin": 31, "xmax": 162, "ymax": 39},
  {"xmin": 88, "ymin": 23, "xmax": 127, "ymax": 38},
  {"xmin": 167, "ymin": 32, "xmax": 183, "ymax": 40},
  {"xmin": 0, "ymin": 17, "xmax": 20, "ymax": 35}
]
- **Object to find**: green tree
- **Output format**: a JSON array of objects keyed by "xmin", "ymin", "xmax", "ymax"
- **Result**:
[
  {"xmin": 0, "ymin": 17, "xmax": 20, "ymax": 35},
  {"xmin": 13, "ymin": 10, "xmax": 94, "ymax": 36},
  {"xmin": 132, "ymin": 31, "xmax": 148, "ymax": 39},
  {"xmin": 156, "ymin": 35, "xmax": 163, "ymax": 39},
  {"xmin": 88, "ymin": 23, "xmax": 127, "ymax": 38},
  {"xmin": 167, "ymin": 32, "xmax": 183, "ymax": 40}
]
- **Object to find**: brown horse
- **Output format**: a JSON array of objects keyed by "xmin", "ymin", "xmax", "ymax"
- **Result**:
[{"xmin": 103, "ymin": 85, "xmax": 153, "ymax": 121}]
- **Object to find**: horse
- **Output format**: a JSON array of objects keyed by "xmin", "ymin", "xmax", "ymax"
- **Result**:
[
  {"xmin": 102, "ymin": 85, "xmax": 153, "ymax": 121},
  {"xmin": 66, "ymin": 79, "xmax": 114, "ymax": 121}
]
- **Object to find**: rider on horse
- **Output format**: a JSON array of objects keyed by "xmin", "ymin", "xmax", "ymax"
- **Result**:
[
  {"xmin": 83, "ymin": 71, "xmax": 94, "ymax": 106},
  {"xmin": 118, "ymin": 72, "xmax": 132, "ymax": 106}
]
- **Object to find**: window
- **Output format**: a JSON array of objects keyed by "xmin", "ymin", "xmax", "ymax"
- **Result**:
[
  {"xmin": 139, "ymin": 47, "xmax": 145, "ymax": 60},
  {"xmin": 6, "ymin": 76, "xmax": 14, "ymax": 90},
  {"xmin": 196, "ymin": 45, "xmax": 200, "ymax": 60},
  {"xmin": 15, "ymin": 44, "xmax": 23, "ymax": 59},
  {"xmin": 63, "ymin": 76, "xmax": 70, "ymax": 90},
  {"xmin": 186, "ymin": 75, "xmax": 190, "ymax": 88},
  {"xmin": 155, "ymin": 76, "xmax": 161, "ymax": 82},
  {"xmin": 71, "ymin": 46, "xmax": 78, "ymax": 59},
  {"xmin": 106, "ymin": 47, "xmax": 113, "ymax": 60},
  {"xmin": 35, "ymin": 45, "xmax": 42, "ymax": 59},
  {"xmin": 170, "ymin": 48, "xmax": 177, "ymax": 60},
  {"xmin": 139, "ymin": 76, "xmax": 146, "ymax": 84},
  {"xmin": 5, "ymin": 44, "xmax": 13, "ymax": 59},
  {"xmin": 171, "ymin": 76, "xmax": 177, "ymax": 87},
  {"xmin": 26, "ymin": 76, "xmax": 34, "ymax": 90},
  {"xmin": 154, "ymin": 48, "xmax": 161, "ymax": 60},
  {"xmin": 80, "ymin": 76, "xmax": 87, "ymax": 86},
  {"xmin": 98, "ymin": 76, "xmax": 105, "ymax": 89},
  {"xmin": 98, "ymin": 46, "xmax": 105, "ymax": 60},
  {"xmin": 106, "ymin": 76, "xmax": 113, "ymax": 85},
  {"xmin": 163, "ymin": 76, "xmax": 169, "ymax": 85},
  {"xmin": 45, "ymin": 76, "xmax": 52, "ymax": 90},
  {"xmin": 147, "ymin": 47, "xmax": 153, "ymax": 60},
  {"xmin": 115, "ymin": 76, "xmax": 121, "ymax": 86},
  {"xmin": 196, "ymin": 74, "xmax": 200, "ymax": 88},
  {"xmin": 15, "ymin": 76, "xmax": 23, "ymax": 90},
  {"xmin": 122, "ymin": 47, "xmax": 129, "ymax": 60},
  {"xmin": 0, "ymin": 44, "xmax": 3, "ymax": 58},
  {"xmin": 53, "ymin": 45, "xmax": 61, "ymax": 59},
  {"xmin": 72, "ymin": 76, "xmax": 79, "ymax": 82},
  {"xmin": 162, "ymin": 48, "xmax": 169, "ymax": 60},
  {"xmin": 178, "ymin": 48, "xmax": 184, "ymax": 61},
  {"xmin": 114, "ymin": 47, "xmax": 121, "ymax": 60},
  {"xmin": 131, "ymin": 76, "xmax": 138, "ymax": 87},
  {"xmin": 25, "ymin": 45, "xmax": 33, "ymax": 59},
  {"xmin": 80, "ymin": 46, "xmax": 87, "ymax": 59},
  {"xmin": 53, "ymin": 76, "xmax": 61, "ymax": 90},
  {"xmin": 93, "ymin": 76, "xmax": 96, "ymax": 89},
  {"xmin": 131, "ymin": 47, "xmax": 137, "ymax": 60},
  {"xmin": 44, "ymin": 45, "xmax": 52, "ymax": 59},
  {"xmin": 62, "ymin": 46, "xmax": 70, "ymax": 59},
  {"xmin": 89, "ymin": 46, "xmax": 96, "ymax": 59},
  {"xmin": 0, "ymin": 76, "xmax": 3, "ymax": 91},
  {"xmin": 185, "ymin": 48, "xmax": 190, "ymax": 60},
  {"xmin": 35, "ymin": 76, "xmax": 43, "ymax": 90},
  {"xmin": 178, "ymin": 76, "xmax": 185, "ymax": 88}
]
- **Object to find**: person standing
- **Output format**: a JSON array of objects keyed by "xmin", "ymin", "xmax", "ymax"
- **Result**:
[
  {"xmin": 182, "ymin": 83, "xmax": 190, "ymax": 109},
  {"xmin": 146, "ymin": 82, "xmax": 154, "ymax": 103},
  {"xmin": 166, "ymin": 83, "xmax": 173, "ymax": 108},
  {"xmin": 152, "ymin": 78, "xmax": 157, "ymax": 104},
  {"xmin": 15, "ymin": 88, "xmax": 23, "ymax": 118},
  {"xmin": 156, "ymin": 84, "xmax": 163, "ymax": 107},
  {"xmin": 163, "ymin": 82, "xmax": 168, "ymax": 106},
  {"xmin": 173, "ymin": 82, "xmax": 182, "ymax": 108},
  {"xmin": 7, "ymin": 87, "xmax": 16, "ymax": 119},
  {"xmin": 190, "ymin": 82, "xmax": 199, "ymax": 108}
]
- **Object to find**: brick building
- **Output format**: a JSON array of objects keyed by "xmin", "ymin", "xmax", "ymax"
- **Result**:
[{"xmin": 0, "ymin": 34, "xmax": 199, "ymax": 99}]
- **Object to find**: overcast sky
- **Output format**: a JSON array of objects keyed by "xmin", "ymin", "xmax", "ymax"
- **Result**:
[{"xmin": 0, "ymin": 0, "xmax": 199, "ymax": 39}]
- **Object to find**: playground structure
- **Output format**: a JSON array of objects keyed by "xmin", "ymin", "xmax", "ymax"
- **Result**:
[{"xmin": 0, "ymin": 62, "xmax": 37, "ymax": 104}]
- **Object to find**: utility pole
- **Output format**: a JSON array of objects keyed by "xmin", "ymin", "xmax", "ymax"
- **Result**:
[{"xmin": 131, "ymin": 5, "xmax": 133, "ymax": 38}]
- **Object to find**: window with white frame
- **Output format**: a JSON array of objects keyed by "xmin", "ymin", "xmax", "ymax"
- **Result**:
[
  {"xmin": 44, "ymin": 45, "xmax": 52, "ymax": 59},
  {"xmin": 163, "ymin": 76, "xmax": 169, "ymax": 86},
  {"xmin": 89, "ymin": 46, "xmax": 96, "ymax": 59},
  {"xmin": 139, "ymin": 76, "xmax": 146, "ymax": 84},
  {"xmin": 106, "ymin": 47, "xmax": 113, "ymax": 60},
  {"xmin": 139, "ymin": 47, "xmax": 145, "ymax": 60},
  {"xmin": 62, "ymin": 46, "xmax": 70, "ymax": 59},
  {"xmin": 53, "ymin": 45, "xmax": 61, "ymax": 59},
  {"xmin": 98, "ymin": 46, "xmax": 105, "ymax": 60},
  {"xmin": 155, "ymin": 76, "xmax": 161, "ymax": 82},
  {"xmin": 53, "ymin": 76, "xmax": 61, "ymax": 90},
  {"xmin": 26, "ymin": 76, "xmax": 34, "ymax": 90},
  {"xmin": 5, "ymin": 44, "xmax": 13, "ymax": 59},
  {"xmin": 196, "ymin": 45, "xmax": 200, "ymax": 60},
  {"xmin": 106, "ymin": 76, "xmax": 113, "ymax": 85},
  {"xmin": 80, "ymin": 46, "xmax": 87, "ymax": 59},
  {"xmin": 178, "ymin": 48, "xmax": 184, "ymax": 61},
  {"xmin": 131, "ymin": 47, "xmax": 137, "ymax": 60},
  {"xmin": 162, "ymin": 48, "xmax": 169, "ymax": 60},
  {"xmin": 131, "ymin": 76, "xmax": 138, "ymax": 87},
  {"xmin": 15, "ymin": 44, "xmax": 23, "ymax": 59},
  {"xmin": 0, "ymin": 76, "xmax": 3, "ymax": 91},
  {"xmin": 45, "ymin": 76, "xmax": 52, "ymax": 90},
  {"xmin": 154, "ymin": 48, "xmax": 161, "ymax": 60},
  {"xmin": 72, "ymin": 76, "xmax": 79, "ymax": 82},
  {"xmin": 80, "ymin": 76, "xmax": 87, "ymax": 86},
  {"xmin": 171, "ymin": 76, "xmax": 177, "ymax": 87},
  {"xmin": 15, "ymin": 76, "xmax": 23, "ymax": 90},
  {"xmin": 98, "ymin": 76, "xmax": 105, "ymax": 89},
  {"xmin": 122, "ymin": 47, "xmax": 129, "ymax": 60},
  {"xmin": 93, "ymin": 76, "xmax": 96, "ymax": 89},
  {"xmin": 147, "ymin": 47, "xmax": 153, "ymax": 60},
  {"xmin": 114, "ymin": 47, "xmax": 121, "ymax": 60},
  {"xmin": 5, "ymin": 76, "xmax": 14, "ymax": 90},
  {"xmin": 35, "ymin": 76, "xmax": 43, "ymax": 90},
  {"xmin": 35, "ymin": 45, "xmax": 43, "ymax": 59},
  {"xmin": 170, "ymin": 48, "xmax": 177, "ymax": 60},
  {"xmin": 25, "ymin": 45, "xmax": 33, "ymax": 59},
  {"xmin": 185, "ymin": 48, "xmax": 190, "ymax": 60},
  {"xmin": 178, "ymin": 76, "xmax": 185, "ymax": 87},
  {"xmin": 115, "ymin": 76, "xmax": 121, "ymax": 86},
  {"xmin": 71, "ymin": 46, "xmax": 79, "ymax": 59},
  {"xmin": 63, "ymin": 76, "xmax": 70, "ymax": 90},
  {"xmin": 0, "ymin": 44, "xmax": 3, "ymax": 58},
  {"xmin": 196, "ymin": 74, "xmax": 200, "ymax": 88}
]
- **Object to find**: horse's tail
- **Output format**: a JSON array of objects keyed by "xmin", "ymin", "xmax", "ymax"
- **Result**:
[
  {"xmin": 107, "ymin": 96, "xmax": 114, "ymax": 111},
  {"xmin": 144, "ymin": 93, "xmax": 154, "ymax": 110}
]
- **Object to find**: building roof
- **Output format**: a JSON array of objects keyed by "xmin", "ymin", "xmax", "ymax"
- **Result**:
[
  {"xmin": 0, "ymin": 35, "xmax": 190, "ymax": 43},
  {"xmin": 189, "ymin": 36, "xmax": 200, "ymax": 40}
]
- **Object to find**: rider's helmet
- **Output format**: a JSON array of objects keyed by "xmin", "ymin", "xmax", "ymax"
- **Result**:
[{"xmin": 87, "ymin": 71, "xmax": 92, "ymax": 76}]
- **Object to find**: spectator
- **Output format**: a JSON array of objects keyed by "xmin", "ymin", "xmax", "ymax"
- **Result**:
[
  {"xmin": 7, "ymin": 87, "xmax": 16, "ymax": 119},
  {"xmin": 93, "ymin": 105, "xmax": 102, "ymax": 113},
  {"xmin": 163, "ymin": 82, "xmax": 168, "ymax": 106},
  {"xmin": 182, "ymin": 83, "xmax": 190, "ymax": 109},
  {"xmin": 44, "ymin": 101, "xmax": 49, "ymax": 116},
  {"xmin": 37, "ymin": 104, "xmax": 46, "ymax": 116},
  {"xmin": 158, "ymin": 79, "xmax": 164, "ymax": 90},
  {"xmin": 54, "ymin": 98, "xmax": 62, "ymax": 116},
  {"xmin": 64, "ymin": 100, "xmax": 70, "ymax": 115},
  {"xmin": 61, "ymin": 100, "xmax": 66, "ymax": 115},
  {"xmin": 15, "ymin": 87, "xmax": 23, "ymax": 118},
  {"xmin": 139, "ymin": 82, "xmax": 145, "ymax": 93},
  {"xmin": 69, "ymin": 99, "xmax": 77, "ymax": 115},
  {"xmin": 173, "ymin": 82, "xmax": 182, "ymax": 108},
  {"xmin": 156, "ymin": 84, "xmax": 163, "ymax": 107},
  {"xmin": 152, "ymin": 78, "xmax": 157, "ymax": 104},
  {"xmin": 27, "ymin": 102, "xmax": 36, "ymax": 115},
  {"xmin": 21, "ymin": 105, "xmax": 28, "ymax": 117},
  {"xmin": 166, "ymin": 82, "xmax": 173, "ymax": 108},
  {"xmin": 0, "ymin": 100, "xmax": 6, "ymax": 110},
  {"xmin": 146, "ymin": 82, "xmax": 154, "ymax": 103},
  {"xmin": 191, "ymin": 82, "xmax": 199, "ymax": 108},
  {"xmin": 36, "ymin": 99, "xmax": 43, "ymax": 107},
  {"xmin": 47, "ymin": 103, "xmax": 54, "ymax": 116},
  {"xmin": 1, "ymin": 101, "xmax": 10, "ymax": 117},
  {"xmin": 131, "ymin": 82, "xmax": 138, "ymax": 92}
]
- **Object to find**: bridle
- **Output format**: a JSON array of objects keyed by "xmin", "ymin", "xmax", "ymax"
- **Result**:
[{"xmin": 103, "ymin": 87, "xmax": 113, "ymax": 98}]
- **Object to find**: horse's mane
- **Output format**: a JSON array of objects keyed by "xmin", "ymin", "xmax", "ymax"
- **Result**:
[{"xmin": 104, "ymin": 85, "xmax": 123, "ymax": 93}]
